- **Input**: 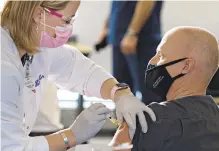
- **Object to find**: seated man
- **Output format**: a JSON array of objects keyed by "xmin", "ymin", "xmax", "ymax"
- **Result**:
[{"xmin": 109, "ymin": 26, "xmax": 219, "ymax": 151}]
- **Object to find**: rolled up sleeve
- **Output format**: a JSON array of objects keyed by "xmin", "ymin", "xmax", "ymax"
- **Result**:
[
  {"xmin": 47, "ymin": 45, "xmax": 113, "ymax": 98},
  {"xmin": 1, "ymin": 62, "xmax": 49, "ymax": 151}
]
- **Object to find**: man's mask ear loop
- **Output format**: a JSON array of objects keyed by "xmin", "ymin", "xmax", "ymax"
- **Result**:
[{"xmin": 172, "ymin": 60, "xmax": 187, "ymax": 81}]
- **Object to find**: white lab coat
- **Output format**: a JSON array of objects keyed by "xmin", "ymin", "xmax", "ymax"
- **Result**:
[
  {"xmin": 32, "ymin": 80, "xmax": 64, "ymax": 133},
  {"xmin": 0, "ymin": 27, "xmax": 113, "ymax": 151}
]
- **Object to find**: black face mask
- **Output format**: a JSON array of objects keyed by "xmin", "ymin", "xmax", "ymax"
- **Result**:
[{"xmin": 145, "ymin": 58, "xmax": 187, "ymax": 100}]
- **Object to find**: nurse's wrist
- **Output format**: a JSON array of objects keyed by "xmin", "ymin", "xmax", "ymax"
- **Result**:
[
  {"xmin": 100, "ymin": 78, "xmax": 132, "ymax": 102},
  {"xmin": 100, "ymin": 78, "xmax": 119, "ymax": 100},
  {"xmin": 63, "ymin": 129, "xmax": 77, "ymax": 147},
  {"xmin": 114, "ymin": 89, "xmax": 132, "ymax": 103},
  {"xmin": 45, "ymin": 129, "xmax": 77, "ymax": 150}
]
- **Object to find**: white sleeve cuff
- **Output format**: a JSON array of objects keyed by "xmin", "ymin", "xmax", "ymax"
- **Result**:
[
  {"xmin": 84, "ymin": 65, "xmax": 113, "ymax": 98},
  {"xmin": 31, "ymin": 136, "xmax": 49, "ymax": 151}
]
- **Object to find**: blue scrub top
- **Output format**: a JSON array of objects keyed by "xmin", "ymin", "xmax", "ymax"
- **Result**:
[{"xmin": 108, "ymin": 1, "xmax": 163, "ymax": 47}]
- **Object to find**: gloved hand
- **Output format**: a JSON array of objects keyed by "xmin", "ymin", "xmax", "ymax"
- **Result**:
[
  {"xmin": 115, "ymin": 94, "xmax": 156, "ymax": 139},
  {"xmin": 70, "ymin": 103, "xmax": 111, "ymax": 144}
]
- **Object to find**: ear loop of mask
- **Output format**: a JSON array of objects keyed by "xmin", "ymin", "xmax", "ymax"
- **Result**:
[
  {"xmin": 172, "ymin": 59, "xmax": 189, "ymax": 80},
  {"xmin": 146, "ymin": 58, "xmax": 187, "ymax": 72},
  {"xmin": 43, "ymin": 10, "xmax": 45, "ymax": 31},
  {"xmin": 40, "ymin": 10, "xmax": 56, "ymax": 30}
]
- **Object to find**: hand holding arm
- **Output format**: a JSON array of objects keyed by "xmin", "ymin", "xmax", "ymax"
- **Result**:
[{"xmin": 100, "ymin": 79, "xmax": 156, "ymax": 139}]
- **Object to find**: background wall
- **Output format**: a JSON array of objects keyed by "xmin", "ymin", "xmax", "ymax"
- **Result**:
[
  {"xmin": 73, "ymin": 1, "xmax": 219, "ymax": 73},
  {"xmin": 73, "ymin": 1, "xmax": 112, "ymax": 72}
]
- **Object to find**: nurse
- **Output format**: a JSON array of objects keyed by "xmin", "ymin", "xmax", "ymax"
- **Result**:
[{"xmin": 1, "ymin": 1, "xmax": 155, "ymax": 151}]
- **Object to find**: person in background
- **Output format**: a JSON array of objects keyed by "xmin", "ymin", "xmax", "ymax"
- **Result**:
[
  {"xmin": 109, "ymin": 26, "xmax": 219, "ymax": 151},
  {"xmin": 95, "ymin": 1, "xmax": 163, "ymax": 104}
]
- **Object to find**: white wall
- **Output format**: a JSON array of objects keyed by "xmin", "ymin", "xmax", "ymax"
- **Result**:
[
  {"xmin": 0, "ymin": 1, "xmax": 5, "ymax": 10},
  {"xmin": 73, "ymin": 1, "xmax": 112, "ymax": 72},
  {"xmin": 162, "ymin": 1, "xmax": 219, "ymax": 38},
  {"xmin": 74, "ymin": 1, "xmax": 219, "ymax": 74}
]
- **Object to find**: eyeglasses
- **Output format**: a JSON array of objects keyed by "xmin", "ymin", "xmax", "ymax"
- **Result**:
[{"xmin": 44, "ymin": 8, "xmax": 76, "ymax": 25}]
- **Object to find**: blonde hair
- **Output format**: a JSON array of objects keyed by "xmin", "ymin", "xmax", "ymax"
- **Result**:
[{"xmin": 1, "ymin": 1, "xmax": 69, "ymax": 53}]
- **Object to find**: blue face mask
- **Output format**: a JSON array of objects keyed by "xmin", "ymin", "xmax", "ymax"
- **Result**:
[{"xmin": 145, "ymin": 58, "xmax": 187, "ymax": 100}]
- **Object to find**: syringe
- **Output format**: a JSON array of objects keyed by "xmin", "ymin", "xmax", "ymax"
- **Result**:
[{"xmin": 107, "ymin": 112, "xmax": 121, "ymax": 126}]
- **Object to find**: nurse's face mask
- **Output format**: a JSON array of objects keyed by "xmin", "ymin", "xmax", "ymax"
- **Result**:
[
  {"xmin": 39, "ymin": 8, "xmax": 75, "ymax": 48},
  {"xmin": 145, "ymin": 58, "xmax": 187, "ymax": 100}
]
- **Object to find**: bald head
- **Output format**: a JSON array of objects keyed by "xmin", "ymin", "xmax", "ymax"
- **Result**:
[
  {"xmin": 155, "ymin": 26, "xmax": 219, "ymax": 85},
  {"xmin": 176, "ymin": 26, "xmax": 219, "ymax": 83},
  {"xmin": 148, "ymin": 26, "xmax": 219, "ymax": 100}
]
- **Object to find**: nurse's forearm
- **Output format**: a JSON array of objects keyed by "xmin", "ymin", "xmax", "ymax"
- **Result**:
[
  {"xmin": 100, "ymin": 78, "xmax": 132, "ymax": 102},
  {"xmin": 45, "ymin": 129, "xmax": 76, "ymax": 151}
]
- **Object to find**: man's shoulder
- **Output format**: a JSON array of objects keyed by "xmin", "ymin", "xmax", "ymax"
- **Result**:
[
  {"xmin": 132, "ymin": 103, "xmax": 179, "ymax": 151},
  {"xmin": 147, "ymin": 95, "xmax": 218, "ymax": 122},
  {"xmin": 140, "ymin": 101, "xmax": 182, "ymax": 134},
  {"xmin": 147, "ymin": 100, "xmax": 189, "ymax": 120},
  {"xmin": 132, "ymin": 100, "xmax": 187, "ymax": 151}
]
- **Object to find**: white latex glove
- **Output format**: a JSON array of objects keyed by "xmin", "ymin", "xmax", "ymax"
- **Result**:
[
  {"xmin": 115, "ymin": 94, "xmax": 156, "ymax": 139},
  {"xmin": 70, "ymin": 103, "xmax": 111, "ymax": 144}
]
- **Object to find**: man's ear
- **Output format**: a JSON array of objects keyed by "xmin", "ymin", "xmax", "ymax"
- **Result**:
[
  {"xmin": 181, "ymin": 58, "xmax": 195, "ymax": 74},
  {"xmin": 33, "ymin": 6, "xmax": 44, "ymax": 24}
]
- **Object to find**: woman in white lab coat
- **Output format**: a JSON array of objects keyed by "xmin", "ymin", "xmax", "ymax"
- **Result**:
[{"xmin": 1, "ymin": 1, "xmax": 156, "ymax": 151}]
